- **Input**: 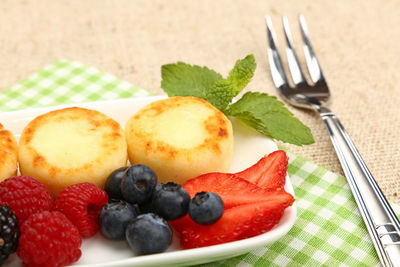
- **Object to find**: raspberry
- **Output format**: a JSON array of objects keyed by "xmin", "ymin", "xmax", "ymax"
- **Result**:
[
  {"xmin": 17, "ymin": 211, "xmax": 82, "ymax": 267},
  {"xmin": 0, "ymin": 176, "xmax": 54, "ymax": 222},
  {"xmin": 55, "ymin": 182, "xmax": 108, "ymax": 237}
]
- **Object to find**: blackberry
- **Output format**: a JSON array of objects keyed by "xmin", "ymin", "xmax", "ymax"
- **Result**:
[{"xmin": 0, "ymin": 205, "xmax": 19, "ymax": 265}]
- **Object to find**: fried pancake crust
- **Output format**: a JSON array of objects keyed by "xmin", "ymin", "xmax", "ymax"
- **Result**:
[
  {"xmin": 18, "ymin": 107, "xmax": 127, "ymax": 196},
  {"xmin": 0, "ymin": 123, "xmax": 18, "ymax": 181},
  {"xmin": 125, "ymin": 96, "xmax": 234, "ymax": 184}
]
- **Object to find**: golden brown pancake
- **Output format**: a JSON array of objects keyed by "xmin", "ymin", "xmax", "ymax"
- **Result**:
[
  {"xmin": 18, "ymin": 107, "xmax": 128, "ymax": 196},
  {"xmin": 0, "ymin": 123, "xmax": 18, "ymax": 181},
  {"xmin": 125, "ymin": 96, "xmax": 234, "ymax": 184}
]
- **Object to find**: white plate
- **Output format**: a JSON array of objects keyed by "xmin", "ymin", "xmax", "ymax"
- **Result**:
[{"xmin": 1, "ymin": 96, "xmax": 296, "ymax": 267}]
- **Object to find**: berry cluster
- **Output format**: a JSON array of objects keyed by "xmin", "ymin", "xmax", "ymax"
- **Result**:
[
  {"xmin": 101, "ymin": 164, "xmax": 224, "ymax": 255},
  {"xmin": 0, "ymin": 176, "xmax": 108, "ymax": 266},
  {"xmin": 0, "ymin": 150, "xmax": 293, "ymax": 265},
  {"xmin": 172, "ymin": 150, "xmax": 294, "ymax": 249}
]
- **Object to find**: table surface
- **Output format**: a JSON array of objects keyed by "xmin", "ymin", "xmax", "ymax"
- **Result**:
[{"xmin": 0, "ymin": 0, "xmax": 399, "ymax": 203}]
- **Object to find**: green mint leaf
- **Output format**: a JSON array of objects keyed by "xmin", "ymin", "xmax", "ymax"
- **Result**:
[
  {"xmin": 226, "ymin": 54, "xmax": 256, "ymax": 95},
  {"xmin": 204, "ymin": 79, "xmax": 235, "ymax": 111},
  {"xmin": 226, "ymin": 92, "xmax": 314, "ymax": 145},
  {"xmin": 205, "ymin": 54, "xmax": 256, "ymax": 110},
  {"xmin": 161, "ymin": 62, "xmax": 223, "ymax": 98}
]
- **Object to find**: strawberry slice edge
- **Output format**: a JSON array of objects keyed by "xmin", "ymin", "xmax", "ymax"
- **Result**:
[{"xmin": 235, "ymin": 150, "xmax": 288, "ymax": 190}]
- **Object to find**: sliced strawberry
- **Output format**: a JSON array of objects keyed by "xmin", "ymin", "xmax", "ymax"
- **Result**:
[
  {"xmin": 183, "ymin": 172, "xmax": 292, "ymax": 209},
  {"xmin": 171, "ymin": 196, "xmax": 293, "ymax": 249},
  {"xmin": 171, "ymin": 207, "xmax": 246, "ymax": 248},
  {"xmin": 171, "ymin": 172, "xmax": 294, "ymax": 249},
  {"xmin": 238, "ymin": 199, "xmax": 288, "ymax": 239},
  {"xmin": 235, "ymin": 150, "xmax": 288, "ymax": 189}
]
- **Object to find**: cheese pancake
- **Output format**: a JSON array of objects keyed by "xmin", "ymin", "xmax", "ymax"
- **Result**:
[
  {"xmin": 18, "ymin": 107, "xmax": 127, "ymax": 196},
  {"xmin": 125, "ymin": 96, "xmax": 234, "ymax": 184},
  {"xmin": 0, "ymin": 123, "xmax": 18, "ymax": 181}
]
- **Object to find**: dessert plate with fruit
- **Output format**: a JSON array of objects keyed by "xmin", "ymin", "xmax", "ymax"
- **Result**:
[{"xmin": 1, "ymin": 96, "xmax": 296, "ymax": 267}]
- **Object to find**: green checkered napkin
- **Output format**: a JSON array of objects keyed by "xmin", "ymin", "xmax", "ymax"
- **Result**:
[
  {"xmin": 0, "ymin": 60, "xmax": 382, "ymax": 266},
  {"xmin": 0, "ymin": 60, "xmax": 149, "ymax": 110}
]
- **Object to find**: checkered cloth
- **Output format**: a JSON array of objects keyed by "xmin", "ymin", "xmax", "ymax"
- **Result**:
[
  {"xmin": 0, "ymin": 60, "xmax": 384, "ymax": 266},
  {"xmin": 0, "ymin": 60, "xmax": 149, "ymax": 109}
]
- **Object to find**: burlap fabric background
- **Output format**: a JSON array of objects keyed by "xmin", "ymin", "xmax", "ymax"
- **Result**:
[{"xmin": 0, "ymin": 0, "xmax": 399, "ymax": 202}]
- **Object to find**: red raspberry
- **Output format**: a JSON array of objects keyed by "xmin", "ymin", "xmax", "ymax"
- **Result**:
[
  {"xmin": 55, "ymin": 182, "xmax": 108, "ymax": 237},
  {"xmin": 0, "ymin": 176, "xmax": 54, "ymax": 222},
  {"xmin": 17, "ymin": 211, "xmax": 82, "ymax": 267}
]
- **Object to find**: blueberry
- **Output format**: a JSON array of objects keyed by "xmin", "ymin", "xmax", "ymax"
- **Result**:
[
  {"xmin": 99, "ymin": 199, "xmax": 137, "ymax": 240},
  {"xmin": 152, "ymin": 182, "xmax": 190, "ymax": 220},
  {"xmin": 104, "ymin": 167, "xmax": 128, "ymax": 200},
  {"xmin": 125, "ymin": 213, "xmax": 172, "ymax": 255},
  {"xmin": 121, "ymin": 164, "xmax": 157, "ymax": 205},
  {"xmin": 188, "ymin": 192, "xmax": 224, "ymax": 225}
]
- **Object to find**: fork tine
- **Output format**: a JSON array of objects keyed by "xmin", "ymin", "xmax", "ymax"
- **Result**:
[
  {"xmin": 265, "ymin": 16, "xmax": 290, "ymax": 89},
  {"xmin": 282, "ymin": 15, "xmax": 307, "ymax": 86},
  {"xmin": 298, "ymin": 14, "xmax": 326, "ymax": 84}
]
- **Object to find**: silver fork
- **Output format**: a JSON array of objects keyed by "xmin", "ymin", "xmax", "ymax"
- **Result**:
[{"xmin": 266, "ymin": 14, "xmax": 400, "ymax": 267}]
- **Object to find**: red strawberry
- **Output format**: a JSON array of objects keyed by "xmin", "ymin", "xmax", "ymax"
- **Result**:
[
  {"xmin": 183, "ymin": 172, "xmax": 292, "ymax": 209},
  {"xmin": 171, "ymin": 172, "xmax": 294, "ymax": 249},
  {"xmin": 238, "ymin": 200, "xmax": 288, "ymax": 239},
  {"xmin": 235, "ymin": 150, "xmax": 288, "ymax": 189}
]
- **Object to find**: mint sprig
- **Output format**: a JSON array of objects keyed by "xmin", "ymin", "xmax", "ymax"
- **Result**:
[
  {"xmin": 161, "ymin": 54, "xmax": 314, "ymax": 146},
  {"xmin": 205, "ymin": 54, "xmax": 256, "ymax": 111}
]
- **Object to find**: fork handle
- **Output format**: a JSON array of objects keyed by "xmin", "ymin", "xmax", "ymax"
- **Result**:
[{"xmin": 318, "ymin": 108, "xmax": 400, "ymax": 267}]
